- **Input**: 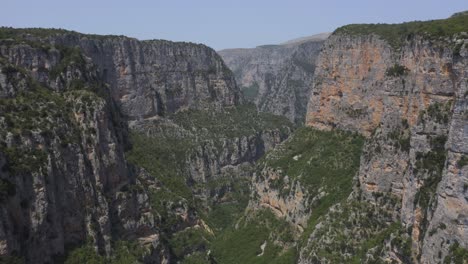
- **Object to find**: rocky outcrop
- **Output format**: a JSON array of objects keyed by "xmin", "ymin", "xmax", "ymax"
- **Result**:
[
  {"xmin": 249, "ymin": 165, "xmax": 312, "ymax": 233},
  {"xmin": 219, "ymin": 35, "xmax": 327, "ymax": 123},
  {"xmin": 130, "ymin": 107, "xmax": 292, "ymax": 206},
  {"xmin": 247, "ymin": 126, "xmax": 364, "ymax": 243},
  {"xmin": 301, "ymin": 21, "xmax": 468, "ymax": 262},
  {"xmin": 54, "ymin": 35, "xmax": 241, "ymax": 119},
  {"xmin": 0, "ymin": 39, "xmax": 171, "ymax": 263},
  {"xmin": 0, "ymin": 28, "xmax": 246, "ymax": 263},
  {"xmin": 420, "ymin": 63, "xmax": 468, "ymax": 263},
  {"xmin": 123, "ymin": 98, "xmax": 294, "ymax": 262}
]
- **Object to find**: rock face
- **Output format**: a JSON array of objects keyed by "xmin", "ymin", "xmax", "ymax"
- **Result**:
[
  {"xmin": 218, "ymin": 34, "xmax": 328, "ymax": 123},
  {"xmin": 302, "ymin": 26, "xmax": 468, "ymax": 263},
  {"xmin": 51, "ymin": 34, "xmax": 241, "ymax": 120},
  {"xmin": 0, "ymin": 28, "xmax": 293, "ymax": 263},
  {"xmin": 130, "ymin": 113, "xmax": 292, "ymax": 205},
  {"xmin": 0, "ymin": 28, "xmax": 249, "ymax": 263},
  {"xmin": 248, "ymin": 156, "xmax": 314, "ymax": 233},
  {"xmin": 0, "ymin": 32, "xmax": 173, "ymax": 263},
  {"xmin": 2, "ymin": 14, "xmax": 468, "ymax": 264}
]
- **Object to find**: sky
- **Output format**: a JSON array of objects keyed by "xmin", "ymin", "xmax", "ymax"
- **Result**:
[{"xmin": 2, "ymin": 0, "xmax": 467, "ymax": 50}]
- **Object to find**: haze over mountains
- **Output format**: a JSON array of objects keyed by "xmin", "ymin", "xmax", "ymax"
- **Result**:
[{"xmin": 218, "ymin": 33, "xmax": 330, "ymax": 123}]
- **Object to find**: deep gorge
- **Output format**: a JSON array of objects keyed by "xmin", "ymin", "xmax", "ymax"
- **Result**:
[{"xmin": 0, "ymin": 11, "xmax": 467, "ymax": 264}]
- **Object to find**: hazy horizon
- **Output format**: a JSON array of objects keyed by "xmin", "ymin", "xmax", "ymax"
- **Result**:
[{"xmin": 2, "ymin": 0, "xmax": 467, "ymax": 50}]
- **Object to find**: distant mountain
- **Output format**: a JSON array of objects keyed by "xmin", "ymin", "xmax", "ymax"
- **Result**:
[
  {"xmin": 218, "ymin": 33, "xmax": 329, "ymax": 123},
  {"xmin": 280, "ymin": 32, "xmax": 331, "ymax": 45}
]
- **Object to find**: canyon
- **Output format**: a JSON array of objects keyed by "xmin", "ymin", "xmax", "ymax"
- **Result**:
[{"xmin": 0, "ymin": 11, "xmax": 467, "ymax": 264}]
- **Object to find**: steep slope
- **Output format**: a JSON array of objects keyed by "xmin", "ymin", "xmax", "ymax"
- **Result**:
[
  {"xmin": 218, "ymin": 34, "xmax": 327, "ymax": 123},
  {"xmin": 0, "ymin": 28, "xmax": 294, "ymax": 263},
  {"xmin": 0, "ymin": 33, "xmax": 169, "ymax": 263},
  {"xmin": 53, "ymin": 33, "xmax": 241, "ymax": 119},
  {"xmin": 302, "ymin": 14, "xmax": 468, "ymax": 263},
  {"xmin": 241, "ymin": 13, "xmax": 468, "ymax": 264}
]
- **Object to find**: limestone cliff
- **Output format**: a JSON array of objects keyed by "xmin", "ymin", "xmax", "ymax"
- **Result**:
[
  {"xmin": 300, "ymin": 14, "xmax": 468, "ymax": 263},
  {"xmin": 218, "ymin": 34, "xmax": 327, "ymax": 123},
  {"xmin": 51, "ymin": 34, "xmax": 241, "ymax": 120},
  {"xmin": 0, "ymin": 34, "xmax": 170, "ymax": 263},
  {"xmin": 0, "ymin": 27, "xmax": 293, "ymax": 263}
]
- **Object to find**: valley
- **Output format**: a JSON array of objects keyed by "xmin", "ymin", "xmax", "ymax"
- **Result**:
[{"xmin": 0, "ymin": 11, "xmax": 467, "ymax": 264}]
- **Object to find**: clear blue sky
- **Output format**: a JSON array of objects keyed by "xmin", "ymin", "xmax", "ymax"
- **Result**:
[{"xmin": 2, "ymin": 0, "xmax": 467, "ymax": 50}]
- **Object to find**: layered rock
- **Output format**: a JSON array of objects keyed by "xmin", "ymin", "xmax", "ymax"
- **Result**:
[
  {"xmin": 219, "ymin": 34, "xmax": 327, "ymax": 123},
  {"xmin": 301, "ymin": 21, "xmax": 468, "ymax": 262},
  {"xmin": 5, "ymin": 29, "xmax": 241, "ymax": 119},
  {"xmin": 0, "ymin": 38, "xmax": 171, "ymax": 262},
  {"xmin": 0, "ymin": 28, "xmax": 247, "ymax": 263},
  {"xmin": 130, "ymin": 105, "xmax": 292, "ymax": 206},
  {"xmin": 247, "ymin": 127, "xmax": 364, "ymax": 239}
]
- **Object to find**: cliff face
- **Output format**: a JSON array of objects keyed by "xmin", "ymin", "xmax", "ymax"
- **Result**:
[
  {"xmin": 129, "ymin": 106, "xmax": 292, "ymax": 207},
  {"xmin": 302, "ymin": 26, "xmax": 468, "ymax": 263},
  {"xmin": 2, "ymin": 14, "xmax": 468, "ymax": 264},
  {"xmin": 0, "ymin": 28, "xmax": 293, "ymax": 263},
  {"xmin": 219, "ymin": 36, "xmax": 327, "ymax": 123},
  {"xmin": 51, "ymin": 34, "xmax": 241, "ymax": 120},
  {"xmin": 236, "ymin": 15, "xmax": 468, "ymax": 264},
  {"xmin": 0, "ymin": 36, "xmax": 170, "ymax": 263}
]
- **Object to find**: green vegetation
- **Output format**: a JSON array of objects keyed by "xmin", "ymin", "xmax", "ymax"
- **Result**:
[
  {"xmin": 125, "ymin": 104, "xmax": 294, "ymax": 262},
  {"xmin": 211, "ymin": 210, "xmax": 296, "ymax": 264},
  {"xmin": 443, "ymin": 240, "xmax": 468, "ymax": 264},
  {"xmin": 205, "ymin": 175, "xmax": 251, "ymax": 231},
  {"xmin": 302, "ymin": 199, "xmax": 409, "ymax": 263},
  {"xmin": 180, "ymin": 252, "xmax": 212, "ymax": 264},
  {"xmin": 413, "ymin": 134, "xmax": 448, "ymax": 244},
  {"xmin": 64, "ymin": 244, "xmax": 105, "ymax": 264},
  {"xmin": 0, "ymin": 27, "xmax": 126, "ymax": 42},
  {"xmin": 426, "ymin": 101, "xmax": 452, "ymax": 124},
  {"xmin": 351, "ymin": 222, "xmax": 405, "ymax": 262},
  {"xmin": 169, "ymin": 228, "xmax": 213, "ymax": 259},
  {"xmin": 265, "ymin": 127, "xmax": 364, "ymax": 194},
  {"xmin": 418, "ymin": 101, "xmax": 452, "ymax": 126},
  {"xmin": 126, "ymin": 131, "xmax": 193, "ymax": 201},
  {"xmin": 0, "ymin": 77, "xmax": 79, "ymax": 178},
  {"xmin": 265, "ymin": 127, "xmax": 364, "ymax": 230},
  {"xmin": 345, "ymin": 107, "xmax": 366, "ymax": 118},
  {"xmin": 0, "ymin": 86, "xmax": 104, "ymax": 177},
  {"xmin": 49, "ymin": 45, "xmax": 87, "ymax": 79},
  {"xmin": 386, "ymin": 64, "xmax": 410, "ymax": 77},
  {"xmin": 334, "ymin": 14, "xmax": 468, "ymax": 49},
  {"xmin": 241, "ymin": 83, "xmax": 259, "ymax": 102},
  {"xmin": 111, "ymin": 241, "xmax": 147, "ymax": 264},
  {"xmin": 457, "ymin": 155, "xmax": 468, "ymax": 168},
  {"xmin": 0, "ymin": 28, "xmax": 55, "ymax": 52},
  {"xmin": 0, "ymin": 86, "xmax": 67, "ymax": 132},
  {"xmin": 388, "ymin": 127, "xmax": 411, "ymax": 152},
  {"xmin": 238, "ymin": 127, "xmax": 365, "ymax": 262},
  {"xmin": 451, "ymin": 11, "xmax": 468, "ymax": 18},
  {"xmin": 64, "ymin": 241, "xmax": 146, "ymax": 264},
  {"xmin": 1, "ymin": 147, "xmax": 47, "ymax": 176},
  {"xmin": 170, "ymin": 104, "xmax": 293, "ymax": 139},
  {"xmin": 414, "ymin": 135, "xmax": 447, "ymax": 210},
  {"xmin": 0, "ymin": 27, "xmax": 73, "ymax": 39}
]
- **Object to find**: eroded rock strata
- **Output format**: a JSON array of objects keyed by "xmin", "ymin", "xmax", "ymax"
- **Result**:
[
  {"xmin": 219, "ymin": 35, "xmax": 327, "ymax": 123},
  {"xmin": 1, "ymin": 11, "xmax": 468, "ymax": 264}
]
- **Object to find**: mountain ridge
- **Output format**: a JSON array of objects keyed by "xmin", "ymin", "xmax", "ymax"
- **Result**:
[{"xmin": 1, "ymin": 11, "xmax": 467, "ymax": 264}]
